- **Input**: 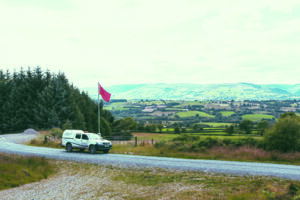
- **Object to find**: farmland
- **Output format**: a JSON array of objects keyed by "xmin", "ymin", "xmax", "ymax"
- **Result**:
[
  {"xmin": 242, "ymin": 114, "xmax": 275, "ymax": 122},
  {"xmin": 174, "ymin": 111, "xmax": 214, "ymax": 118},
  {"xmin": 106, "ymin": 100, "xmax": 300, "ymax": 129}
]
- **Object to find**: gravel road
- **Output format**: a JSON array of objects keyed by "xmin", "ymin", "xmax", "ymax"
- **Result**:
[{"xmin": 1, "ymin": 133, "xmax": 300, "ymax": 181}]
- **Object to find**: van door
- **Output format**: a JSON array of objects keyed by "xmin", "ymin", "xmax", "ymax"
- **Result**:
[
  {"xmin": 74, "ymin": 133, "xmax": 82, "ymax": 148},
  {"xmin": 81, "ymin": 134, "xmax": 89, "ymax": 148}
]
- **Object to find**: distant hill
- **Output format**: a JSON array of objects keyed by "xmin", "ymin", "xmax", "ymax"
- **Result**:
[{"xmin": 83, "ymin": 83, "xmax": 300, "ymax": 100}]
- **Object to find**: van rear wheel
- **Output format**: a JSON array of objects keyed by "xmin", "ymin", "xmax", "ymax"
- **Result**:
[
  {"xmin": 89, "ymin": 145, "xmax": 96, "ymax": 154},
  {"xmin": 66, "ymin": 143, "xmax": 72, "ymax": 152}
]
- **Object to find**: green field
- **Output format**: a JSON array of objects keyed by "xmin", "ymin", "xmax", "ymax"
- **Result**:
[
  {"xmin": 133, "ymin": 133, "xmax": 178, "ymax": 141},
  {"xmin": 220, "ymin": 111, "xmax": 235, "ymax": 117},
  {"xmin": 242, "ymin": 114, "xmax": 275, "ymax": 122},
  {"xmin": 105, "ymin": 102, "xmax": 129, "ymax": 111},
  {"xmin": 174, "ymin": 111, "xmax": 214, "ymax": 118},
  {"xmin": 199, "ymin": 122, "xmax": 233, "ymax": 127},
  {"xmin": 135, "ymin": 100, "xmax": 165, "ymax": 105}
]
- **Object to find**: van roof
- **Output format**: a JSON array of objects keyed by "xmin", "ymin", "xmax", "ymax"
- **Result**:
[{"xmin": 63, "ymin": 129, "xmax": 84, "ymax": 133}]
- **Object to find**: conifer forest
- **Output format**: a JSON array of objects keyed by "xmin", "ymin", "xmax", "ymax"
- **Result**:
[{"xmin": 0, "ymin": 67, "xmax": 113, "ymax": 135}]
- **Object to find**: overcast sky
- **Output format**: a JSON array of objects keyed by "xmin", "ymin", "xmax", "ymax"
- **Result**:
[{"xmin": 1, "ymin": 0, "xmax": 300, "ymax": 88}]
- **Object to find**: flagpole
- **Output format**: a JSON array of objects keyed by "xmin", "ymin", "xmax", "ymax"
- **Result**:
[
  {"xmin": 97, "ymin": 83, "xmax": 111, "ymax": 137},
  {"xmin": 98, "ymin": 83, "xmax": 101, "ymax": 136}
]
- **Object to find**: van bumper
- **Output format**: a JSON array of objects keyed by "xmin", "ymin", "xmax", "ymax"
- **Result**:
[{"xmin": 95, "ymin": 144, "xmax": 112, "ymax": 150}]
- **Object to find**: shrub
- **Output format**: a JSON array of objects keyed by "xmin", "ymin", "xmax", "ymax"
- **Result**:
[
  {"xmin": 197, "ymin": 137, "xmax": 218, "ymax": 148},
  {"xmin": 264, "ymin": 114, "xmax": 300, "ymax": 152},
  {"xmin": 50, "ymin": 128, "xmax": 63, "ymax": 139},
  {"xmin": 154, "ymin": 141, "xmax": 166, "ymax": 148}
]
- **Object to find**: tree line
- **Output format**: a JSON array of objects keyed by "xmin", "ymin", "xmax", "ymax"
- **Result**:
[{"xmin": 0, "ymin": 67, "xmax": 113, "ymax": 136}]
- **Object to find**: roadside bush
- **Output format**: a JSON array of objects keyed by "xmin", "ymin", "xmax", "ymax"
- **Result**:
[
  {"xmin": 197, "ymin": 137, "xmax": 219, "ymax": 148},
  {"xmin": 154, "ymin": 141, "xmax": 166, "ymax": 148},
  {"xmin": 264, "ymin": 114, "xmax": 300, "ymax": 152},
  {"xmin": 50, "ymin": 128, "xmax": 63, "ymax": 139},
  {"xmin": 230, "ymin": 137, "xmax": 258, "ymax": 147},
  {"xmin": 162, "ymin": 134, "xmax": 261, "ymax": 153}
]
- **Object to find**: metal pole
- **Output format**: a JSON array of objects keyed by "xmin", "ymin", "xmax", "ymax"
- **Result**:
[{"xmin": 98, "ymin": 84, "xmax": 101, "ymax": 136}]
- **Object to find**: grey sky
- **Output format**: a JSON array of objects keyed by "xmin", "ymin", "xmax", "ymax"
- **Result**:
[{"xmin": 1, "ymin": 0, "xmax": 300, "ymax": 88}]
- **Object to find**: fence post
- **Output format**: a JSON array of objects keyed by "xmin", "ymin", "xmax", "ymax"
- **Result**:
[{"xmin": 135, "ymin": 136, "xmax": 137, "ymax": 147}]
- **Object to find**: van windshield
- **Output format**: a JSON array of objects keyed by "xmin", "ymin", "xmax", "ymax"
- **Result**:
[{"xmin": 90, "ymin": 134, "xmax": 102, "ymax": 140}]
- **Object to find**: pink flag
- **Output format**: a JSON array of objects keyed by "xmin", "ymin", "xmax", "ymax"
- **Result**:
[{"xmin": 98, "ymin": 83, "xmax": 111, "ymax": 103}]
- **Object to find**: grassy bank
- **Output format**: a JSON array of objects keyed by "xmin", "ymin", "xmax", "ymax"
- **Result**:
[
  {"xmin": 4, "ymin": 159, "xmax": 298, "ymax": 200},
  {"xmin": 0, "ymin": 153, "xmax": 55, "ymax": 190},
  {"xmin": 111, "ymin": 133, "xmax": 300, "ymax": 165},
  {"xmin": 111, "ymin": 144, "xmax": 300, "ymax": 165}
]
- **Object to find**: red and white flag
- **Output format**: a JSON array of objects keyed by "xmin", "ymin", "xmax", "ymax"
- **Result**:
[{"xmin": 98, "ymin": 83, "xmax": 111, "ymax": 103}]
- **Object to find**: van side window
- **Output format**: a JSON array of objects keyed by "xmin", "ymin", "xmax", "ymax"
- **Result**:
[
  {"xmin": 75, "ymin": 134, "xmax": 81, "ymax": 139},
  {"xmin": 82, "ymin": 134, "xmax": 88, "ymax": 140}
]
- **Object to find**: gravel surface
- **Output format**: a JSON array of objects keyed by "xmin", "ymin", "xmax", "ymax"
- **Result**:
[
  {"xmin": 0, "ymin": 132, "xmax": 38, "ymax": 144},
  {"xmin": 1, "ymin": 133, "xmax": 300, "ymax": 181}
]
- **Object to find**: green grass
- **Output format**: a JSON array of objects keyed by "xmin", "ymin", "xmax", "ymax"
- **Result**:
[
  {"xmin": 242, "ymin": 114, "xmax": 275, "ymax": 122},
  {"xmin": 105, "ymin": 102, "xmax": 129, "ymax": 111},
  {"xmin": 198, "ymin": 122, "xmax": 232, "ymax": 127},
  {"xmin": 135, "ymin": 100, "xmax": 165, "ymax": 105},
  {"xmin": 220, "ymin": 111, "xmax": 235, "ymax": 117},
  {"xmin": 0, "ymin": 153, "xmax": 55, "ymax": 190},
  {"xmin": 174, "ymin": 111, "xmax": 214, "ymax": 118},
  {"xmin": 133, "ymin": 133, "xmax": 178, "ymax": 141},
  {"xmin": 161, "ymin": 128, "xmax": 174, "ymax": 132}
]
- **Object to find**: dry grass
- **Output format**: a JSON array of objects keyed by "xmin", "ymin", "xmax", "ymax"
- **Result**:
[{"xmin": 27, "ymin": 130, "xmax": 63, "ymax": 149}]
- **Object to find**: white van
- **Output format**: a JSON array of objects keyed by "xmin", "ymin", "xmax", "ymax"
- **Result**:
[{"xmin": 62, "ymin": 130, "xmax": 112, "ymax": 154}]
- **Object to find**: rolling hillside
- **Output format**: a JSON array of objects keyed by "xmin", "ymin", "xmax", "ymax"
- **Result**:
[{"xmin": 83, "ymin": 83, "xmax": 300, "ymax": 100}]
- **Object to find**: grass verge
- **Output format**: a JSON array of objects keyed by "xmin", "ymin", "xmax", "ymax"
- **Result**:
[
  {"xmin": 10, "ymin": 160, "xmax": 300, "ymax": 200},
  {"xmin": 0, "ymin": 153, "xmax": 55, "ymax": 191},
  {"xmin": 3, "ymin": 159, "xmax": 299, "ymax": 199}
]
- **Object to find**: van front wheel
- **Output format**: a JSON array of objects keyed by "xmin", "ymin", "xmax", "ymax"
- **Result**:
[
  {"xmin": 103, "ymin": 150, "xmax": 109, "ymax": 154},
  {"xmin": 66, "ymin": 143, "xmax": 72, "ymax": 152},
  {"xmin": 89, "ymin": 145, "xmax": 96, "ymax": 154}
]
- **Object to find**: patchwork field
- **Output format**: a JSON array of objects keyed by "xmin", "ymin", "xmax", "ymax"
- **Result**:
[
  {"xmin": 242, "ymin": 114, "xmax": 275, "ymax": 122},
  {"xmin": 175, "ymin": 111, "xmax": 214, "ymax": 118},
  {"xmin": 220, "ymin": 111, "xmax": 235, "ymax": 117}
]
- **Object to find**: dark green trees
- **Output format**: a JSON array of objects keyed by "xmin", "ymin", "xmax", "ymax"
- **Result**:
[
  {"xmin": 0, "ymin": 68, "xmax": 113, "ymax": 136},
  {"xmin": 239, "ymin": 119, "xmax": 254, "ymax": 134},
  {"xmin": 224, "ymin": 125, "xmax": 235, "ymax": 135},
  {"xmin": 257, "ymin": 120, "xmax": 270, "ymax": 135}
]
